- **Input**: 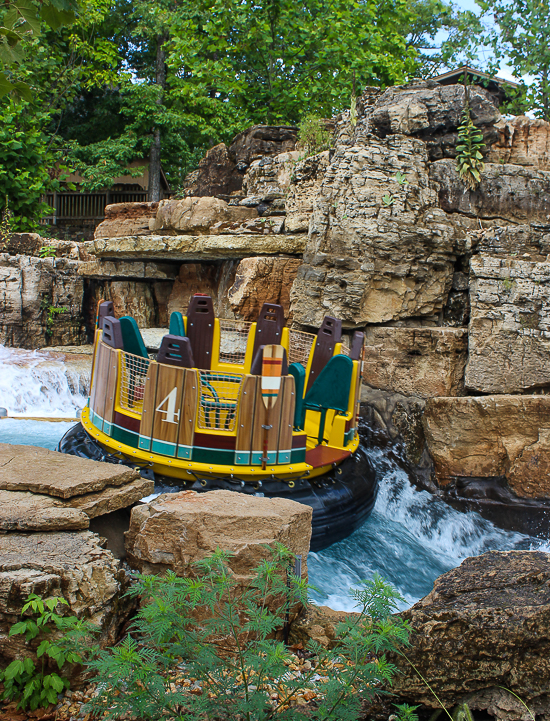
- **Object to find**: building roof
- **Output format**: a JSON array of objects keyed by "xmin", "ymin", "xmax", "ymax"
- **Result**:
[{"xmin": 433, "ymin": 65, "xmax": 520, "ymax": 92}]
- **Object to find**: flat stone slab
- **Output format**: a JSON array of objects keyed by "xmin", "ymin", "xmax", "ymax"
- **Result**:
[
  {"xmin": 78, "ymin": 259, "xmax": 179, "ymax": 280},
  {"xmin": 0, "ymin": 443, "xmax": 140, "ymax": 499},
  {"xmin": 85, "ymin": 233, "xmax": 307, "ymax": 261},
  {"xmin": 0, "ymin": 490, "xmax": 90, "ymax": 532},
  {"xmin": 68, "ymin": 476, "xmax": 154, "ymax": 518}
]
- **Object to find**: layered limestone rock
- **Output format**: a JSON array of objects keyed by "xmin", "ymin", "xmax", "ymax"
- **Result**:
[
  {"xmin": 227, "ymin": 256, "xmax": 302, "ymax": 321},
  {"xmin": 242, "ymin": 151, "xmax": 301, "ymax": 203},
  {"xmin": 86, "ymin": 233, "xmax": 307, "ymax": 261},
  {"xmin": 0, "ymin": 490, "xmax": 90, "ymax": 532},
  {"xmin": 93, "ymin": 202, "xmax": 159, "ymax": 239},
  {"xmin": 290, "ymin": 135, "xmax": 457, "ymax": 327},
  {"xmin": 285, "ymin": 151, "xmax": 330, "ymax": 233},
  {"xmin": 388, "ymin": 551, "xmax": 550, "ymax": 719},
  {"xmin": 86, "ymin": 278, "xmax": 170, "ymax": 329},
  {"xmin": 78, "ymin": 259, "xmax": 178, "ymax": 280},
  {"xmin": 166, "ymin": 261, "xmax": 239, "ymax": 320},
  {"xmin": 423, "ymin": 395, "xmax": 550, "ymax": 499},
  {"xmin": 363, "ymin": 327, "xmax": 467, "ymax": 398},
  {"xmin": 0, "ymin": 253, "xmax": 86, "ymax": 348},
  {"xmin": 488, "ymin": 115, "xmax": 550, "ymax": 171},
  {"xmin": 125, "ymin": 490, "xmax": 312, "ymax": 583},
  {"xmin": 0, "ymin": 531, "xmax": 133, "ymax": 669},
  {"xmin": 431, "ymin": 159, "xmax": 550, "ymax": 223},
  {"xmin": 466, "ymin": 255, "xmax": 550, "ymax": 393},
  {"xmin": 369, "ymin": 81, "xmax": 500, "ymax": 159}
]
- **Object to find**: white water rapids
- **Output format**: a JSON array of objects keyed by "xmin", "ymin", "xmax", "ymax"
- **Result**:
[{"xmin": 1, "ymin": 344, "xmax": 548, "ymax": 610}]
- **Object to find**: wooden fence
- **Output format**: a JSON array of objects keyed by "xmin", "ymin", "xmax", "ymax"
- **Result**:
[{"xmin": 43, "ymin": 191, "xmax": 149, "ymax": 223}]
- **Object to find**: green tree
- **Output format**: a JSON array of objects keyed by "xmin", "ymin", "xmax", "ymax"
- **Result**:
[{"xmin": 480, "ymin": 0, "xmax": 550, "ymax": 120}]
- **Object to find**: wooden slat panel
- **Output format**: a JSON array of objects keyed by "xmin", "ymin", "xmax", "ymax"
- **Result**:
[
  {"xmin": 89, "ymin": 342, "xmax": 110, "ymax": 424},
  {"xmin": 150, "ymin": 365, "xmax": 185, "ymax": 457},
  {"xmin": 235, "ymin": 375, "xmax": 258, "ymax": 464},
  {"xmin": 177, "ymin": 369, "xmax": 197, "ymax": 459},
  {"xmin": 138, "ymin": 361, "xmax": 158, "ymax": 451},
  {"xmin": 102, "ymin": 347, "xmax": 119, "ymax": 434},
  {"xmin": 88, "ymin": 332, "xmax": 102, "ymax": 416},
  {"xmin": 251, "ymin": 379, "xmax": 283, "ymax": 465},
  {"xmin": 277, "ymin": 376, "xmax": 295, "ymax": 464}
]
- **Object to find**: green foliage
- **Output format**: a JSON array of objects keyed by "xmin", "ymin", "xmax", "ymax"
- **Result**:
[
  {"xmin": 0, "ymin": 594, "xmax": 83, "ymax": 711},
  {"xmin": 395, "ymin": 171, "xmax": 408, "ymax": 186},
  {"xmin": 40, "ymin": 299, "xmax": 69, "ymax": 337},
  {"xmin": 0, "ymin": 195, "xmax": 11, "ymax": 250},
  {"xmin": 38, "ymin": 244, "xmax": 57, "ymax": 257},
  {"xmin": 83, "ymin": 546, "xmax": 410, "ymax": 721},
  {"xmin": 395, "ymin": 703, "xmax": 420, "ymax": 721},
  {"xmin": 453, "ymin": 702, "xmax": 475, "ymax": 721},
  {"xmin": 479, "ymin": 0, "xmax": 550, "ymax": 120},
  {"xmin": 382, "ymin": 193, "xmax": 395, "ymax": 206},
  {"xmin": 456, "ymin": 106, "xmax": 485, "ymax": 190},
  {"xmin": 297, "ymin": 115, "xmax": 333, "ymax": 158},
  {"xmin": 0, "ymin": 0, "xmax": 76, "ymax": 99}
]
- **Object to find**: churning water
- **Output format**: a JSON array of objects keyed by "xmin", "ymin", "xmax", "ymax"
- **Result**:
[{"xmin": 1, "ymin": 344, "xmax": 547, "ymax": 611}]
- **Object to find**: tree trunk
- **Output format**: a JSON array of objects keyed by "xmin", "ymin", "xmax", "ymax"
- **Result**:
[{"xmin": 149, "ymin": 32, "xmax": 168, "ymax": 202}]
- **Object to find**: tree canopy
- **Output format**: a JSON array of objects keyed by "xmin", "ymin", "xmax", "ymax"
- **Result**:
[{"xmin": 0, "ymin": 0, "xmax": 542, "ymax": 230}]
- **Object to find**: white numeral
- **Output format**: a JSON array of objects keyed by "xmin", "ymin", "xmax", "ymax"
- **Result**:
[{"xmin": 156, "ymin": 387, "xmax": 180, "ymax": 424}]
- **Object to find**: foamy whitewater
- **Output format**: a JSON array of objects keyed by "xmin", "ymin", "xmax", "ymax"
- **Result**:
[
  {"xmin": 2, "ymin": 345, "xmax": 548, "ymax": 610},
  {"xmin": 0, "ymin": 345, "xmax": 89, "ymax": 418}
]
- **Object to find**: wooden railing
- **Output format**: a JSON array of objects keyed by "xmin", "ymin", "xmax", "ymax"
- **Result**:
[{"xmin": 42, "ymin": 191, "xmax": 149, "ymax": 222}]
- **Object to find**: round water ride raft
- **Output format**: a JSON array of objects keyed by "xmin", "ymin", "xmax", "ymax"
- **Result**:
[{"xmin": 59, "ymin": 295, "xmax": 377, "ymax": 550}]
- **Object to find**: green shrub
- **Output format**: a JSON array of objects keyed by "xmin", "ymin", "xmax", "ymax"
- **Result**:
[
  {"xmin": 297, "ymin": 114, "xmax": 333, "ymax": 158},
  {"xmin": 0, "ymin": 594, "xmax": 84, "ymax": 711},
  {"xmin": 456, "ymin": 106, "xmax": 485, "ymax": 190},
  {"xmin": 82, "ymin": 545, "xmax": 410, "ymax": 721}
]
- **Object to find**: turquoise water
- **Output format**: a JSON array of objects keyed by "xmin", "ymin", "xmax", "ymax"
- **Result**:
[{"xmin": 3, "ymin": 417, "xmax": 544, "ymax": 611}]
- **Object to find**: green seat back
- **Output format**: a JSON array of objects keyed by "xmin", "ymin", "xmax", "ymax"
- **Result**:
[
  {"xmin": 120, "ymin": 316, "xmax": 148, "ymax": 358},
  {"xmin": 169, "ymin": 311, "xmax": 185, "ymax": 337},
  {"xmin": 288, "ymin": 362, "xmax": 306, "ymax": 429},
  {"xmin": 304, "ymin": 355, "xmax": 353, "ymax": 443}
]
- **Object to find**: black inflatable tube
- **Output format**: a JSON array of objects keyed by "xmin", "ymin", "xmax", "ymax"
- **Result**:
[{"xmin": 57, "ymin": 423, "xmax": 378, "ymax": 552}]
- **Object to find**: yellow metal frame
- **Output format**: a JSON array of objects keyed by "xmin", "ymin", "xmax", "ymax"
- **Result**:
[{"xmin": 81, "ymin": 405, "xmax": 359, "ymax": 482}]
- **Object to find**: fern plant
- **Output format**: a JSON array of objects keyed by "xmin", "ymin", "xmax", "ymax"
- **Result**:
[
  {"xmin": 0, "ymin": 594, "xmax": 84, "ymax": 711},
  {"xmin": 456, "ymin": 107, "xmax": 485, "ymax": 190},
  {"xmin": 83, "ymin": 545, "xmax": 410, "ymax": 721}
]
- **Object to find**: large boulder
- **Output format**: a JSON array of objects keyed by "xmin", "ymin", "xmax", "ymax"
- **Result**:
[
  {"xmin": 0, "ymin": 531, "xmax": 134, "ymax": 672},
  {"xmin": 363, "ymin": 327, "xmax": 467, "ymax": 398},
  {"xmin": 388, "ymin": 551, "xmax": 550, "ymax": 720},
  {"xmin": 228, "ymin": 256, "xmax": 302, "ymax": 321},
  {"xmin": 423, "ymin": 395, "xmax": 550, "ymax": 500},
  {"xmin": 290, "ymin": 135, "xmax": 458, "ymax": 327},
  {"xmin": 166, "ymin": 260, "xmax": 239, "ymax": 320},
  {"xmin": 228, "ymin": 125, "xmax": 298, "ymax": 168},
  {"xmin": 466, "ymin": 254, "xmax": 550, "ymax": 394},
  {"xmin": 150, "ymin": 197, "xmax": 258, "ymax": 235},
  {"xmin": 0, "ymin": 253, "xmax": 86, "ymax": 348},
  {"xmin": 488, "ymin": 115, "xmax": 550, "ymax": 171},
  {"xmin": 183, "ymin": 142, "xmax": 245, "ymax": 198},
  {"xmin": 369, "ymin": 81, "xmax": 500, "ymax": 159},
  {"xmin": 125, "ymin": 490, "xmax": 312, "ymax": 586}
]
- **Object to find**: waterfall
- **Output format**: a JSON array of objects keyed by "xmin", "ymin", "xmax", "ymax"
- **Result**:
[{"xmin": 0, "ymin": 345, "xmax": 90, "ymax": 418}]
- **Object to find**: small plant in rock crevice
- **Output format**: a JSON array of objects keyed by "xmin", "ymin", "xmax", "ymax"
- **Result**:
[
  {"xmin": 81, "ymin": 545, "xmax": 411, "ymax": 721},
  {"xmin": 40, "ymin": 297, "xmax": 69, "ymax": 338},
  {"xmin": 0, "ymin": 594, "xmax": 84, "ymax": 711},
  {"xmin": 38, "ymin": 244, "xmax": 57, "ymax": 258},
  {"xmin": 456, "ymin": 106, "xmax": 486, "ymax": 190}
]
